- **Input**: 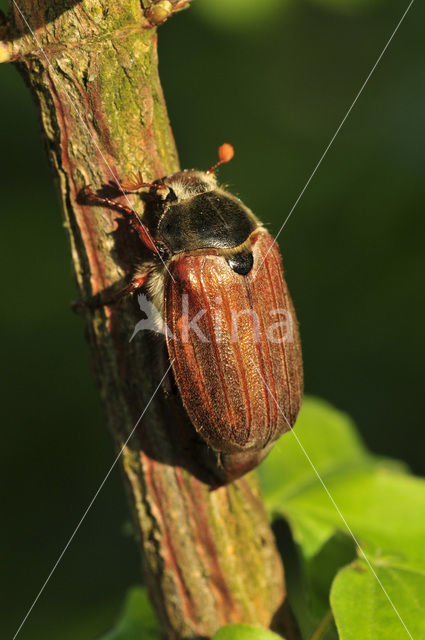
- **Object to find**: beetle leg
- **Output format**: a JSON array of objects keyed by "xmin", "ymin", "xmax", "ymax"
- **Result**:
[
  {"xmin": 72, "ymin": 270, "xmax": 151, "ymax": 312},
  {"xmin": 100, "ymin": 271, "xmax": 151, "ymax": 306},
  {"xmin": 82, "ymin": 185, "xmax": 134, "ymax": 216},
  {"xmin": 128, "ymin": 217, "xmax": 159, "ymax": 255},
  {"xmin": 81, "ymin": 185, "xmax": 159, "ymax": 254}
]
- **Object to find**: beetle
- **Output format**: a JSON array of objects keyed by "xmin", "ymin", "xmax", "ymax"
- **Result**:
[{"xmin": 83, "ymin": 144, "xmax": 303, "ymax": 455}]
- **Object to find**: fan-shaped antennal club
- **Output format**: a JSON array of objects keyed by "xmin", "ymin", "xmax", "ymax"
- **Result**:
[{"xmin": 119, "ymin": 171, "xmax": 166, "ymax": 193}]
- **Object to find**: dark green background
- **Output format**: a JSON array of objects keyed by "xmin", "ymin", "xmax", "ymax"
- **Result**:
[{"xmin": 1, "ymin": 0, "xmax": 423, "ymax": 637}]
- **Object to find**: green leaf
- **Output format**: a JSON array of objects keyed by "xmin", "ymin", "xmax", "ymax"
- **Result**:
[
  {"xmin": 260, "ymin": 397, "xmax": 419, "ymax": 559},
  {"xmin": 212, "ymin": 624, "xmax": 285, "ymax": 640},
  {"xmin": 99, "ymin": 587, "xmax": 159, "ymax": 640},
  {"xmin": 331, "ymin": 556, "xmax": 425, "ymax": 639},
  {"xmin": 259, "ymin": 397, "xmax": 425, "ymax": 638},
  {"xmin": 304, "ymin": 532, "xmax": 355, "ymax": 620},
  {"xmin": 260, "ymin": 397, "xmax": 373, "ymax": 501}
]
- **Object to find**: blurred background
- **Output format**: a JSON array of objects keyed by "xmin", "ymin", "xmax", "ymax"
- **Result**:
[{"xmin": 1, "ymin": 0, "xmax": 423, "ymax": 637}]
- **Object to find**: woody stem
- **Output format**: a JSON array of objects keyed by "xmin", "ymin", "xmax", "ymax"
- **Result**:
[{"xmin": 7, "ymin": 1, "xmax": 289, "ymax": 638}]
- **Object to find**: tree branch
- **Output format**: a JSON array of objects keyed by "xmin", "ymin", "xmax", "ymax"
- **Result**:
[{"xmin": 8, "ymin": 1, "xmax": 288, "ymax": 637}]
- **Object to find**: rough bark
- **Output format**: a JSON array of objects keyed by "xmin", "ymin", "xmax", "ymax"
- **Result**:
[{"xmin": 4, "ymin": 1, "xmax": 287, "ymax": 638}]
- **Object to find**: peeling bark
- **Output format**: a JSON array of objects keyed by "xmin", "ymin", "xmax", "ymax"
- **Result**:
[{"xmin": 6, "ymin": 1, "xmax": 287, "ymax": 637}]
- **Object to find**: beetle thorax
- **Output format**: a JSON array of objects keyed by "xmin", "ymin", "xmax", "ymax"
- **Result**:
[{"xmin": 157, "ymin": 171, "xmax": 259, "ymax": 261}]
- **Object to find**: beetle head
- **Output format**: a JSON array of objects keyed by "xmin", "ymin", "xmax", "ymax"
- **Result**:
[{"xmin": 161, "ymin": 143, "xmax": 235, "ymax": 204}]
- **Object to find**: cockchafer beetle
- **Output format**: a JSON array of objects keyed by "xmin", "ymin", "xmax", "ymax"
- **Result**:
[{"xmin": 83, "ymin": 144, "xmax": 303, "ymax": 456}]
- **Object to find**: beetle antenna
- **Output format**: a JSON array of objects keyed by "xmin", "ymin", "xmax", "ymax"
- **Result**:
[
  {"xmin": 206, "ymin": 143, "xmax": 234, "ymax": 174},
  {"xmin": 120, "ymin": 171, "xmax": 166, "ymax": 193}
]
